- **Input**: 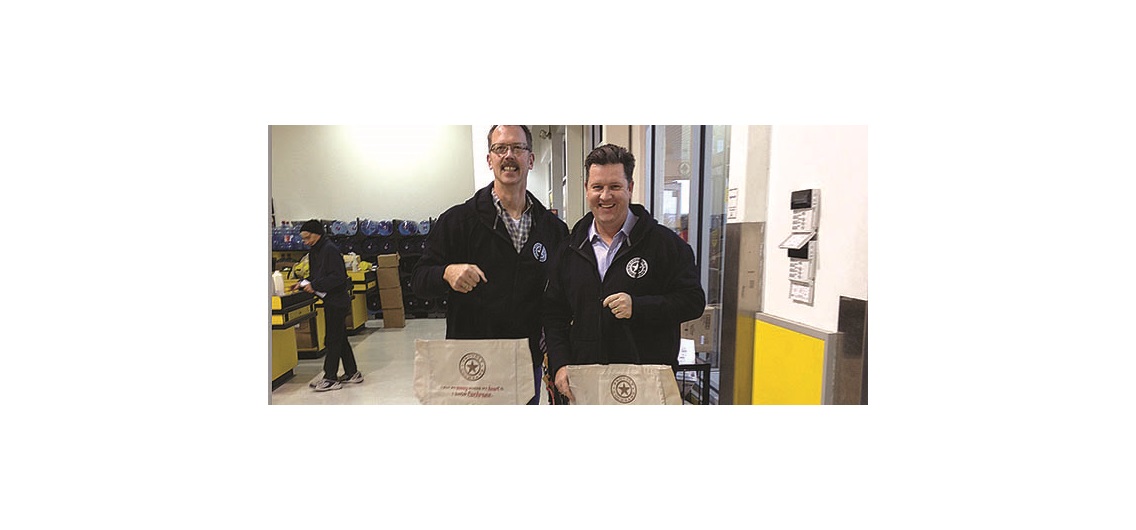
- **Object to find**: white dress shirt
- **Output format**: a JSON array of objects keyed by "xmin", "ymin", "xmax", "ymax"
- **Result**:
[{"xmin": 589, "ymin": 212, "xmax": 638, "ymax": 281}]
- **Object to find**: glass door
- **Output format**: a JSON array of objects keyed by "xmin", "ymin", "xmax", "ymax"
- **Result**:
[{"xmin": 647, "ymin": 125, "xmax": 730, "ymax": 403}]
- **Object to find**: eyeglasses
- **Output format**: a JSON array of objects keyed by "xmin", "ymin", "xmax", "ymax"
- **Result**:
[{"xmin": 489, "ymin": 143, "xmax": 531, "ymax": 156}]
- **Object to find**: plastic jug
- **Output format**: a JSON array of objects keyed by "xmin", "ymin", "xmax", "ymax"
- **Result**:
[{"xmin": 272, "ymin": 271, "xmax": 285, "ymax": 296}]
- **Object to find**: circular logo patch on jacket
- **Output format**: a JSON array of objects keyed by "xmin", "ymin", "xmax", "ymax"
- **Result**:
[
  {"xmin": 459, "ymin": 352, "xmax": 486, "ymax": 381},
  {"xmin": 533, "ymin": 242, "xmax": 547, "ymax": 262},
  {"xmin": 611, "ymin": 375, "xmax": 637, "ymax": 403},
  {"xmin": 625, "ymin": 257, "xmax": 648, "ymax": 279}
]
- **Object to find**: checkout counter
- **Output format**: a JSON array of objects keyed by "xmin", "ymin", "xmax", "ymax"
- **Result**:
[
  {"xmin": 347, "ymin": 269, "xmax": 377, "ymax": 332},
  {"xmin": 271, "ymin": 290, "xmax": 317, "ymax": 387},
  {"xmin": 282, "ymin": 270, "xmax": 375, "ymax": 364}
]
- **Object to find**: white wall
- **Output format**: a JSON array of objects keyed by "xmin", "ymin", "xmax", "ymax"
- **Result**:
[
  {"xmin": 727, "ymin": 125, "xmax": 772, "ymax": 224},
  {"xmin": 564, "ymin": 125, "xmax": 587, "ymax": 227},
  {"xmin": 472, "ymin": 124, "xmax": 494, "ymax": 191},
  {"xmin": 270, "ymin": 125, "xmax": 475, "ymax": 224},
  {"xmin": 629, "ymin": 125, "xmax": 648, "ymax": 206},
  {"xmin": 761, "ymin": 125, "xmax": 868, "ymax": 332},
  {"xmin": 530, "ymin": 128, "xmax": 552, "ymax": 207}
]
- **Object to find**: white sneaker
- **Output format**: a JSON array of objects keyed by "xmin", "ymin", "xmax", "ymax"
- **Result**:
[
  {"xmin": 312, "ymin": 378, "xmax": 342, "ymax": 392},
  {"xmin": 308, "ymin": 371, "xmax": 326, "ymax": 388},
  {"xmin": 338, "ymin": 371, "xmax": 364, "ymax": 384}
]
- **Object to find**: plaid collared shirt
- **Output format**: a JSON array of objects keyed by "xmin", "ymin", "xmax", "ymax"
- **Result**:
[{"xmin": 492, "ymin": 189, "xmax": 532, "ymax": 253}]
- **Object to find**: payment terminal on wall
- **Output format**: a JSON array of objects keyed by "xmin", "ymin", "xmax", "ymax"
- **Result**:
[{"xmin": 778, "ymin": 189, "xmax": 820, "ymax": 305}]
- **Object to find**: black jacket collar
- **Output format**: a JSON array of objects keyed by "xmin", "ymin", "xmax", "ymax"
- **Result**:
[
  {"xmin": 569, "ymin": 204, "xmax": 656, "ymax": 249},
  {"xmin": 310, "ymin": 235, "xmax": 327, "ymax": 251},
  {"xmin": 468, "ymin": 182, "xmax": 551, "ymax": 229}
]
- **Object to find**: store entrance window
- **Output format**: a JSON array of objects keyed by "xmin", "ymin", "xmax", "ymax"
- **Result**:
[
  {"xmin": 651, "ymin": 126, "xmax": 699, "ymax": 246},
  {"xmin": 646, "ymin": 125, "xmax": 730, "ymax": 402}
]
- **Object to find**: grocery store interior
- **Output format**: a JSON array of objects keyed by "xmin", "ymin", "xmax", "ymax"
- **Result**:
[
  {"xmin": 270, "ymin": 125, "xmax": 868, "ymax": 405},
  {"xmin": 16, "ymin": 4, "xmax": 1132, "ymax": 527}
]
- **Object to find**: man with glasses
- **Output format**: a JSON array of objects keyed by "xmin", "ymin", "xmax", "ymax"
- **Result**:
[{"xmin": 412, "ymin": 125, "xmax": 569, "ymax": 405}]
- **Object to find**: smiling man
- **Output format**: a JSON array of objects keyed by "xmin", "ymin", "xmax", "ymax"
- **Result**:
[
  {"xmin": 412, "ymin": 125, "xmax": 569, "ymax": 405},
  {"xmin": 542, "ymin": 144, "xmax": 706, "ymax": 403}
]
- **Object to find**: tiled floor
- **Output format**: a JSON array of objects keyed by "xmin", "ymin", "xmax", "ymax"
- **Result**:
[{"xmin": 270, "ymin": 318, "xmax": 548, "ymax": 405}]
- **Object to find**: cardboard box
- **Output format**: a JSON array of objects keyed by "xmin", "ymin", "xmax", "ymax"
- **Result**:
[
  {"xmin": 377, "ymin": 267, "xmax": 400, "ymax": 289},
  {"xmin": 375, "ymin": 253, "xmax": 400, "ymax": 268},
  {"xmin": 383, "ymin": 308, "xmax": 405, "ymax": 328},
  {"xmin": 379, "ymin": 286, "xmax": 404, "ymax": 310},
  {"xmin": 681, "ymin": 305, "xmax": 719, "ymax": 353},
  {"xmin": 295, "ymin": 322, "xmax": 315, "ymax": 350}
]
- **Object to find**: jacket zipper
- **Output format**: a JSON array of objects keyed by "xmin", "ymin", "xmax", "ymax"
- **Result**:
[{"xmin": 571, "ymin": 238, "xmax": 608, "ymax": 363}]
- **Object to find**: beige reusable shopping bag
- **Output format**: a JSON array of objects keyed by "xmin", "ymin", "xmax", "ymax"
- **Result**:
[
  {"xmin": 565, "ymin": 364, "xmax": 683, "ymax": 405},
  {"xmin": 413, "ymin": 338, "xmax": 534, "ymax": 405}
]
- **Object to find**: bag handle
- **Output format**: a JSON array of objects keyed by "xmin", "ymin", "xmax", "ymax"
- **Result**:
[{"xmin": 597, "ymin": 295, "xmax": 642, "ymax": 365}]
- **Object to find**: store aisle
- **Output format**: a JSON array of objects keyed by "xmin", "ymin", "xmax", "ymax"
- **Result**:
[{"xmin": 270, "ymin": 318, "xmax": 548, "ymax": 405}]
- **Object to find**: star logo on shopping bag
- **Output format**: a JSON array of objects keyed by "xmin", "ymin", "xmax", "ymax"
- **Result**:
[
  {"xmin": 459, "ymin": 352, "xmax": 486, "ymax": 381},
  {"xmin": 625, "ymin": 257, "xmax": 648, "ymax": 279},
  {"xmin": 610, "ymin": 375, "xmax": 637, "ymax": 404}
]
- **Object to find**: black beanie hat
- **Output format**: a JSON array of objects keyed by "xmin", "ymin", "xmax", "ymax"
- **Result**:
[{"xmin": 299, "ymin": 219, "xmax": 324, "ymax": 235}]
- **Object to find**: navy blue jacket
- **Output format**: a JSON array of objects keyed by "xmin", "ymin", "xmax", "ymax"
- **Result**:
[
  {"xmin": 412, "ymin": 183, "xmax": 569, "ymax": 364},
  {"xmin": 543, "ymin": 204, "xmax": 706, "ymax": 378},
  {"xmin": 307, "ymin": 236, "xmax": 352, "ymax": 308}
]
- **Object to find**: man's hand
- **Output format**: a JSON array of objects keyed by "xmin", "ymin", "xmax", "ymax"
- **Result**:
[
  {"xmin": 444, "ymin": 264, "xmax": 488, "ymax": 293},
  {"xmin": 603, "ymin": 292, "xmax": 633, "ymax": 319},
  {"xmin": 291, "ymin": 279, "xmax": 313, "ymax": 294},
  {"xmin": 555, "ymin": 366, "xmax": 573, "ymax": 402}
]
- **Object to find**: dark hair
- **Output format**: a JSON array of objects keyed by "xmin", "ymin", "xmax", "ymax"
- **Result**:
[
  {"xmin": 487, "ymin": 125, "xmax": 533, "ymax": 150},
  {"xmin": 584, "ymin": 144, "xmax": 635, "ymax": 185}
]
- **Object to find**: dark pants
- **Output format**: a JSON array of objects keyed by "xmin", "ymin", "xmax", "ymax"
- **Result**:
[
  {"xmin": 527, "ymin": 360, "xmax": 541, "ymax": 405},
  {"xmin": 322, "ymin": 303, "xmax": 357, "ymax": 380}
]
